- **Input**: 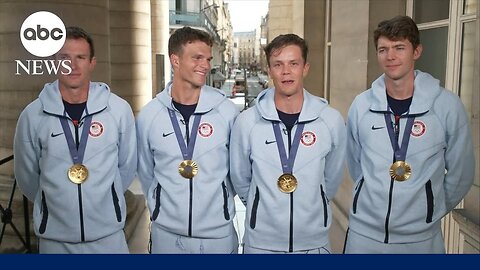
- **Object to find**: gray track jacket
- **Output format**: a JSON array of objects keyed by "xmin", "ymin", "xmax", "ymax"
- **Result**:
[
  {"xmin": 136, "ymin": 83, "xmax": 239, "ymax": 239},
  {"xmin": 346, "ymin": 70, "xmax": 474, "ymax": 244},
  {"xmin": 230, "ymin": 88, "xmax": 346, "ymax": 252},
  {"xmin": 14, "ymin": 80, "xmax": 137, "ymax": 243}
]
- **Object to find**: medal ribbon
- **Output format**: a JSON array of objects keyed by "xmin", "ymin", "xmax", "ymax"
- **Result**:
[
  {"xmin": 168, "ymin": 108, "xmax": 202, "ymax": 161},
  {"xmin": 272, "ymin": 122, "xmax": 305, "ymax": 174},
  {"xmin": 384, "ymin": 114, "xmax": 415, "ymax": 162},
  {"xmin": 59, "ymin": 108, "xmax": 92, "ymax": 165}
]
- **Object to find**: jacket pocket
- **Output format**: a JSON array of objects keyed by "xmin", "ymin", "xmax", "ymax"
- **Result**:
[
  {"xmin": 151, "ymin": 183, "xmax": 162, "ymax": 221},
  {"xmin": 39, "ymin": 191, "xmax": 48, "ymax": 234},
  {"xmin": 221, "ymin": 181, "xmax": 230, "ymax": 220},
  {"xmin": 320, "ymin": 185, "xmax": 328, "ymax": 227},
  {"xmin": 111, "ymin": 183, "xmax": 122, "ymax": 222},
  {"xmin": 249, "ymin": 187, "xmax": 260, "ymax": 229},
  {"xmin": 425, "ymin": 180, "xmax": 434, "ymax": 223},
  {"xmin": 352, "ymin": 178, "xmax": 364, "ymax": 214}
]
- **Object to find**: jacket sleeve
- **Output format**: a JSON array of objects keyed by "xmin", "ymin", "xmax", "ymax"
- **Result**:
[
  {"xmin": 324, "ymin": 110, "xmax": 347, "ymax": 199},
  {"xmin": 13, "ymin": 109, "xmax": 40, "ymax": 202},
  {"xmin": 118, "ymin": 103, "xmax": 137, "ymax": 193},
  {"xmin": 443, "ymin": 98, "xmax": 475, "ymax": 212},
  {"xmin": 346, "ymin": 97, "xmax": 363, "ymax": 184},
  {"xmin": 229, "ymin": 113, "xmax": 252, "ymax": 206},
  {"xmin": 136, "ymin": 110, "xmax": 155, "ymax": 197}
]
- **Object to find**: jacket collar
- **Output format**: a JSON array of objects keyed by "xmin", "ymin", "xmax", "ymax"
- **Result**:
[
  {"xmin": 370, "ymin": 70, "xmax": 441, "ymax": 115},
  {"xmin": 39, "ymin": 80, "xmax": 110, "ymax": 116},
  {"xmin": 255, "ymin": 88, "xmax": 328, "ymax": 123},
  {"xmin": 156, "ymin": 82, "xmax": 227, "ymax": 114}
]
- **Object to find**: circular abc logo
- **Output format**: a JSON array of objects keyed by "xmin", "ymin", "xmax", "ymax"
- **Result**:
[{"xmin": 20, "ymin": 11, "xmax": 66, "ymax": 57}]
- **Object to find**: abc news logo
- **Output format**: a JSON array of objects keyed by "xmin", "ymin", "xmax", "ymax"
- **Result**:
[
  {"xmin": 23, "ymin": 25, "xmax": 63, "ymax": 41},
  {"xmin": 15, "ymin": 11, "xmax": 71, "ymax": 75}
]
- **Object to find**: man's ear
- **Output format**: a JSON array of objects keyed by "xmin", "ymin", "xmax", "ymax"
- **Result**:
[
  {"xmin": 413, "ymin": 44, "xmax": 423, "ymax": 60},
  {"xmin": 89, "ymin": 56, "xmax": 97, "ymax": 70},
  {"xmin": 303, "ymin": 62, "xmax": 310, "ymax": 78},
  {"xmin": 170, "ymin": 54, "xmax": 179, "ymax": 67}
]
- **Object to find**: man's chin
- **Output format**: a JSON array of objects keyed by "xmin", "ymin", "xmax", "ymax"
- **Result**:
[
  {"xmin": 193, "ymin": 81, "xmax": 205, "ymax": 88},
  {"xmin": 59, "ymin": 81, "xmax": 83, "ymax": 90}
]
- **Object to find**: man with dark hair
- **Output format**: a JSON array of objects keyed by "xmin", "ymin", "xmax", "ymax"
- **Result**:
[
  {"xmin": 168, "ymin": 26, "xmax": 213, "ymax": 56},
  {"xmin": 230, "ymin": 34, "xmax": 346, "ymax": 253},
  {"xmin": 136, "ymin": 26, "xmax": 239, "ymax": 253},
  {"xmin": 14, "ymin": 26, "xmax": 137, "ymax": 253},
  {"xmin": 65, "ymin": 26, "xmax": 95, "ymax": 59},
  {"xmin": 345, "ymin": 15, "xmax": 474, "ymax": 253}
]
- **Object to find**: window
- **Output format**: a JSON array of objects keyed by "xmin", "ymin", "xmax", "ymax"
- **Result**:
[
  {"xmin": 458, "ymin": 21, "xmax": 475, "ymax": 114},
  {"xmin": 410, "ymin": 0, "xmax": 477, "ymax": 94},
  {"xmin": 413, "ymin": 0, "xmax": 449, "ymax": 23},
  {"xmin": 415, "ymin": 27, "xmax": 448, "ymax": 87},
  {"xmin": 463, "ymin": 0, "xmax": 477, "ymax": 14}
]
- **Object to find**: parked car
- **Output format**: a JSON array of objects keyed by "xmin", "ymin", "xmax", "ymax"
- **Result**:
[
  {"xmin": 234, "ymin": 74, "xmax": 247, "ymax": 93},
  {"xmin": 231, "ymin": 69, "xmax": 241, "ymax": 79}
]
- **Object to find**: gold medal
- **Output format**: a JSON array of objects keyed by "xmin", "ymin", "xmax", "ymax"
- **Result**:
[
  {"xmin": 389, "ymin": 161, "xmax": 412, "ymax": 181},
  {"xmin": 178, "ymin": 160, "xmax": 199, "ymax": 179},
  {"xmin": 277, "ymin": 173, "xmax": 298, "ymax": 193},
  {"xmin": 68, "ymin": 164, "xmax": 89, "ymax": 184}
]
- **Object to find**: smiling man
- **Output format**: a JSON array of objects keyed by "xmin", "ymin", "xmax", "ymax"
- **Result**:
[
  {"xmin": 14, "ymin": 26, "xmax": 137, "ymax": 253},
  {"xmin": 344, "ymin": 16, "xmax": 475, "ymax": 253},
  {"xmin": 229, "ymin": 34, "xmax": 346, "ymax": 253},
  {"xmin": 136, "ymin": 27, "xmax": 239, "ymax": 254}
]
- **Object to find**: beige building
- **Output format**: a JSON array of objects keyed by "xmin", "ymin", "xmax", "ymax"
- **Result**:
[
  {"xmin": 217, "ymin": 1, "xmax": 234, "ymax": 75},
  {"xmin": 233, "ymin": 30, "xmax": 256, "ymax": 70},
  {"xmin": 259, "ymin": 15, "xmax": 269, "ymax": 74},
  {"xmin": 267, "ymin": 0, "xmax": 479, "ymax": 253}
]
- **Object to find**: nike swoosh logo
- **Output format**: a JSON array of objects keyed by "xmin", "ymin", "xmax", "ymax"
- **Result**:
[
  {"xmin": 51, "ymin": 132, "xmax": 64, "ymax": 137},
  {"xmin": 371, "ymin": 125, "xmax": 385, "ymax": 130},
  {"xmin": 162, "ymin": 132, "xmax": 174, "ymax": 137},
  {"xmin": 265, "ymin": 140, "xmax": 276, "ymax": 145}
]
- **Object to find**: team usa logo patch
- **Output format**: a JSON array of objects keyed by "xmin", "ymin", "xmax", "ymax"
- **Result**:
[
  {"xmin": 411, "ymin": 120, "xmax": 426, "ymax": 137},
  {"xmin": 198, "ymin": 122, "xmax": 214, "ymax": 138},
  {"xmin": 301, "ymin": 131, "xmax": 316, "ymax": 146},
  {"xmin": 89, "ymin": 121, "xmax": 104, "ymax": 137}
]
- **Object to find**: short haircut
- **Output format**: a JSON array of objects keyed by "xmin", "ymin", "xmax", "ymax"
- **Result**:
[
  {"xmin": 374, "ymin": 15, "xmax": 420, "ymax": 49},
  {"xmin": 168, "ymin": 26, "xmax": 213, "ymax": 56},
  {"xmin": 65, "ymin": 26, "xmax": 95, "ymax": 59},
  {"xmin": 264, "ymin": 34, "xmax": 308, "ymax": 67}
]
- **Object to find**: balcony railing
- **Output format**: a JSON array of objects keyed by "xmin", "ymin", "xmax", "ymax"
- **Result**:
[{"xmin": 169, "ymin": 10, "xmax": 221, "ymax": 42}]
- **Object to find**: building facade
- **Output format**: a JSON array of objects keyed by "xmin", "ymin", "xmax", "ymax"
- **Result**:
[
  {"xmin": 259, "ymin": 15, "xmax": 269, "ymax": 74},
  {"xmin": 232, "ymin": 30, "xmax": 256, "ymax": 70}
]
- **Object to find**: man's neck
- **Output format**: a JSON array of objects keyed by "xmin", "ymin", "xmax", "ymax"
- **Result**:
[
  {"xmin": 385, "ymin": 73, "xmax": 415, "ymax": 100},
  {"xmin": 274, "ymin": 91, "xmax": 303, "ymax": 114},
  {"xmin": 171, "ymin": 80, "xmax": 201, "ymax": 105},
  {"xmin": 60, "ymin": 85, "xmax": 89, "ymax": 104}
]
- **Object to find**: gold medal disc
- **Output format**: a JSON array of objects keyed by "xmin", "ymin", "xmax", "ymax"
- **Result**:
[
  {"xmin": 68, "ymin": 164, "xmax": 89, "ymax": 184},
  {"xmin": 277, "ymin": 173, "xmax": 298, "ymax": 193},
  {"xmin": 389, "ymin": 161, "xmax": 412, "ymax": 181},
  {"xmin": 179, "ymin": 160, "xmax": 199, "ymax": 179}
]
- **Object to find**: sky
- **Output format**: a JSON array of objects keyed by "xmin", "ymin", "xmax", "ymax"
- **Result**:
[{"xmin": 224, "ymin": 0, "xmax": 269, "ymax": 32}]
